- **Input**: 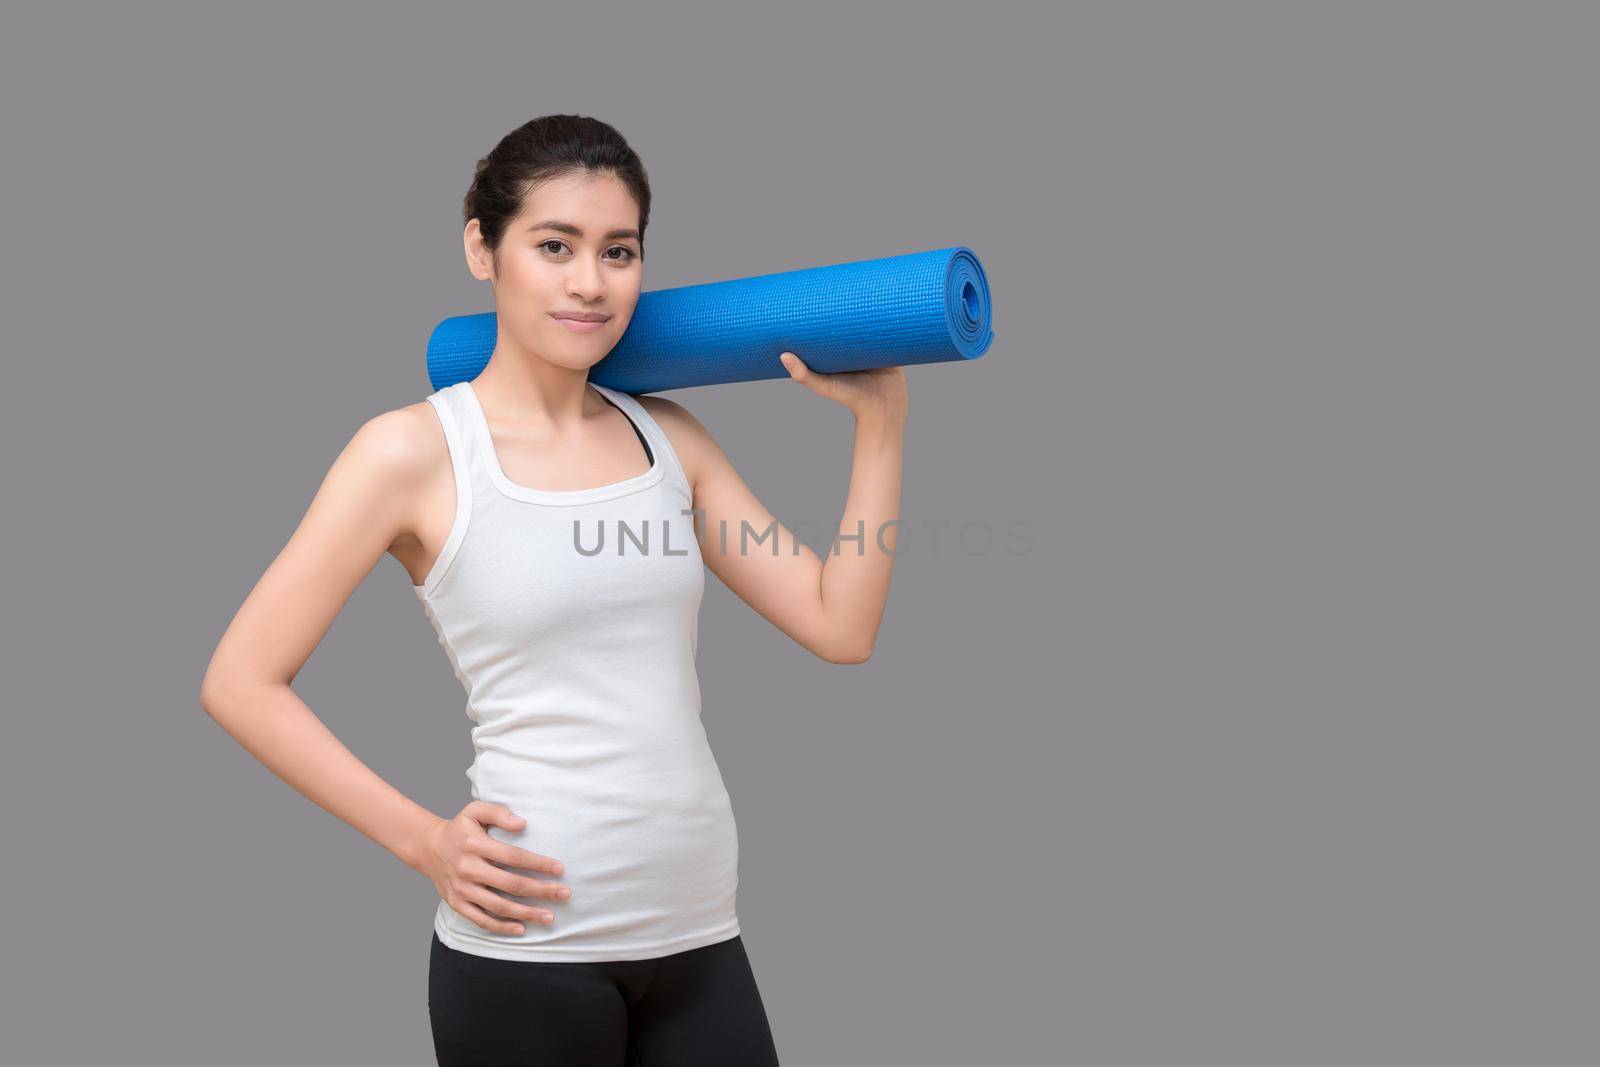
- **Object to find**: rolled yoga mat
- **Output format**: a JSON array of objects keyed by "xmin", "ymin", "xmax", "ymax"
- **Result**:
[{"xmin": 425, "ymin": 245, "xmax": 994, "ymax": 394}]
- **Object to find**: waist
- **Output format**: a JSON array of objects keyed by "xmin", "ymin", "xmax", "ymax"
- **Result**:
[{"xmin": 445, "ymin": 762, "xmax": 742, "ymax": 960}]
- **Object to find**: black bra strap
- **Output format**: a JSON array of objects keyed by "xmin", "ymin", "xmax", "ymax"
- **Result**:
[{"xmin": 597, "ymin": 392, "xmax": 655, "ymax": 467}]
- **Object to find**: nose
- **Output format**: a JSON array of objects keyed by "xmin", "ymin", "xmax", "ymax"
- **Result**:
[{"xmin": 566, "ymin": 256, "xmax": 606, "ymax": 303}]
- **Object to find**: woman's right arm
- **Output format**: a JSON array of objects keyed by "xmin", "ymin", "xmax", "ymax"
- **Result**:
[{"xmin": 198, "ymin": 405, "xmax": 569, "ymax": 935}]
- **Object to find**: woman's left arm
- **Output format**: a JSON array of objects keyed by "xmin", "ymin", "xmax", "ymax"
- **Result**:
[{"xmin": 639, "ymin": 353, "xmax": 908, "ymax": 664}]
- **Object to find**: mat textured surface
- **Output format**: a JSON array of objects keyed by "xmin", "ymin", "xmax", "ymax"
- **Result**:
[{"xmin": 425, "ymin": 246, "xmax": 994, "ymax": 394}]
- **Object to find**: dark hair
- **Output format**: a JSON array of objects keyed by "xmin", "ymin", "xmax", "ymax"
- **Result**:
[{"xmin": 463, "ymin": 114, "xmax": 652, "ymax": 274}]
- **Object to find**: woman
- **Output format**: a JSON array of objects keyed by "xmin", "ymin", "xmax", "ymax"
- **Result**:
[{"xmin": 200, "ymin": 114, "xmax": 906, "ymax": 1065}]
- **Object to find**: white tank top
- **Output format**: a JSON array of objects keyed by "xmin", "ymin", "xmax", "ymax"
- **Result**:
[{"xmin": 411, "ymin": 379, "xmax": 740, "ymax": 962}]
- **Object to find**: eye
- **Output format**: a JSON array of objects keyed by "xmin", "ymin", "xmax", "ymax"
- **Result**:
[{"xmin": 538, "ymin": 239, "xmax": 636, "ymax": 263}]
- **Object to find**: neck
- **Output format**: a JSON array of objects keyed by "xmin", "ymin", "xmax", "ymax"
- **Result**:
[{"xmin": 473, "ymin": 340, "xmax": 599, "ymax": 427}]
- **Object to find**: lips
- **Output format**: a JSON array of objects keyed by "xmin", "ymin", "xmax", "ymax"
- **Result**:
[
  {"xmin": 551, "ymin": 313, "xmax": 609, "ymax": 333},
  {"xmin": 550, "ymin": 312, "xmax": 611, "ymax": 323}
]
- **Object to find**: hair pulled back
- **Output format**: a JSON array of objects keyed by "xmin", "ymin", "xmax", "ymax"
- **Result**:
[{"xmin": 463, "ymin": 114, "xmax": 652, "ymax": 271}]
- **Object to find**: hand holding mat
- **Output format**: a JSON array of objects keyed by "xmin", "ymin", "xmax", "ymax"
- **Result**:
[{"xmin": 426, "ymin": 246, "xmax": 994, "ymax": 394}]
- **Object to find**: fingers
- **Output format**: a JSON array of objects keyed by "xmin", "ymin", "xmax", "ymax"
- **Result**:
[
  {"xmin": 464, "ymin": 883, "xmax": 556, "ymax": 929},
  {"xmin": 780, "ymin": 352, "xmax": 911, "ymax": 416},
  {"xmin": 473, "ymin": 836, "xmax": 566, "ymax": 878},
  {"xmin": 463, "ymin": 855, "xmax": 572, "ymax": 903},
  {"xmin": 439, "ymin": 802, "xmax": 572, "ymax": 936},
  {"xmin": 780, "ymin": 351, "xmax": 857, "ymax": 404},
  {"xmin": 779, "ymin": 352, "xmax": 835, "ymax": 399},
  {"xmin": 451, "ymin": 894, "xmax": 522, "ymax": 936},
  {"xmin": 453, "ymin": 886, "xmax": 555, "ymax": 936},
  {"xmin": 779, "ymin": 352, "xmax": 826, "ymax": 390},
  {"xmin": 465, "ymin": 800, "xmax": 526, "ymax": 834}
]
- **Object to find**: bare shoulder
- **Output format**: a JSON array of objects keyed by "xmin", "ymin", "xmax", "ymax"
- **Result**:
[{"xmin": 336, "ymin": 398, "xmax": 449, "ymax": 494}]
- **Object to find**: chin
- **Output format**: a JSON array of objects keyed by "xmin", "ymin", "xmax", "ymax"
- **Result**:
[{"xmin": 540, "ymin": 338, "xmax": 609, "ymax": 370}]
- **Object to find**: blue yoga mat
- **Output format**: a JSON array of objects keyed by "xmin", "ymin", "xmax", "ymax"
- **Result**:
[{"xmin": 425, "ymin": 246, "xmax": 993, "ymax": 394}]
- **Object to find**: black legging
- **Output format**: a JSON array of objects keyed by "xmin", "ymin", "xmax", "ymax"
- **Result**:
[{"xmin": 427, "ymin": 931, "xmax": 781, "ymax": 1065}]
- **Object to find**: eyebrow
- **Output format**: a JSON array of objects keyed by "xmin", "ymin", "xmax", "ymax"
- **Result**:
[{"xmin": 525, "ymin": 218, "xmax": 641, "ymax": 242}]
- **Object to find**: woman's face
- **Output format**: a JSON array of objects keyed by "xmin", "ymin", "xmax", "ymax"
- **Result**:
[{"xmin": 466, "ymin": 169, "xmax": 644, "ymax": 371}]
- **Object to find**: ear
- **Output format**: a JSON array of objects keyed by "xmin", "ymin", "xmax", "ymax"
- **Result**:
[{"xmin": 464, "ymin": 219, "xmax": 495, "ymax": 282}]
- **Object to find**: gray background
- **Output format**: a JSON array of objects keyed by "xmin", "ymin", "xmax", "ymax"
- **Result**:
[{"xmin": 2, "ymin": 2, "xmax": 1595, "ymax": 1063}]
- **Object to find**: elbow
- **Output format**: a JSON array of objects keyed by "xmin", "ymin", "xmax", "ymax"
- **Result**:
[
  {"xmin": 199, "ymin": 671, "xmax": 226, "ymax": 718},
  {"xmin": 199, "ymin": 665, "xmax": 241, "ymax": 719},
  {"xmin": 821, "ymin": 638, "xmax": 874, "ymax": 665},
  {"xmin": 201, "ymin": 658, "xmax": 292, "ymax": 719}
]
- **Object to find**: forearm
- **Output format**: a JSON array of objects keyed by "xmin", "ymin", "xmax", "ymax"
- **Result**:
[
  {"xmin": 201, "ymin": 680, "xmax": 440, "ymax": 872},
  {"xmin": 819, "ymin": 401, "xmax": 907, "ymax": 658}
]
